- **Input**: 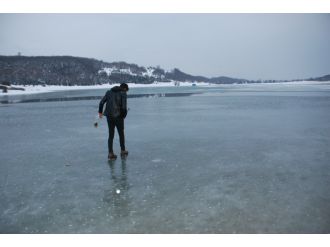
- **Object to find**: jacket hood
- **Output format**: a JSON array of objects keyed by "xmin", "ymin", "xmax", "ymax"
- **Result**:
[{"xmin": 111, "ymin": 86, "xmax": 122, "ymax": 92}]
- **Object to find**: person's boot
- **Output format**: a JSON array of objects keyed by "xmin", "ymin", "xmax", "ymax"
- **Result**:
[
  {"xmin": 108, "ymin": 152, "xmax": 117, "ymax": 160},
  {"xmin": 121, "ymin": 150, "xmax": 129, "ymax": 156}
]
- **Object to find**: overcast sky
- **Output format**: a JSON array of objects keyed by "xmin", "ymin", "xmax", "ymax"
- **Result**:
[{"xmin": 0, "ymin": 14, "xmax": 329, "ymax": 80}]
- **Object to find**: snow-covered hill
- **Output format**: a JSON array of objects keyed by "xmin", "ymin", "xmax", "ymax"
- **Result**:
[{"xmin": 1, "ymin": 55, "xmax": 329, "ymax": 86}]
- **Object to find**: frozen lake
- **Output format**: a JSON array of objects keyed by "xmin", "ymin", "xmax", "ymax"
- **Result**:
[{"xmin": 1, "ymin": 83, "xmax": 330, "ymax": 233}]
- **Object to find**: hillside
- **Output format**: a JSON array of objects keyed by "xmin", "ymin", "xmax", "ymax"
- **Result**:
[
  {"xmin": 0, "ymin": 55, "xmax": 328, "ymax": 86},
  {"xmin": 307, "ymin": 74, "xmax": 330, "ymax": 82},
  {"xmin": 0, "ymin": 55, "xmax": 253, "ymax": 86},
  {"xmin": 0, "ymin": 56, "xmax": 154, "ymax": 85}
]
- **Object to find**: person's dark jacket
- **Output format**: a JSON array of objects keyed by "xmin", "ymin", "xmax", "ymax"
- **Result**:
[{"xmin": 99, "ymin": 86, "xmax": 127, "ymax": 118}]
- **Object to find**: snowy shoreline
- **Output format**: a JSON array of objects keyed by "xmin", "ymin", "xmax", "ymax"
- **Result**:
[
  {"xmin": 0, "ymin": 82, "xmax": 204, "ymax": 96},
  {"xmin": 0, "ymin": 80, "xmax": 329, "ymax": 96}
]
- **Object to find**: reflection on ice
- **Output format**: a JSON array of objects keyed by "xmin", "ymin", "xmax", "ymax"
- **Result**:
[{"xmin": 103, "ymin": 158, "xmax": 130, "ymax": 219}]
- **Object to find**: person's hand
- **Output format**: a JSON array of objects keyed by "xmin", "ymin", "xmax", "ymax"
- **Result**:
[
  {"xmin": 120, "ymin": 109, "xmax": 127, "ymax": 119},
  {"xmin": 98, "ymin": 113, "xmax": 103, "ymax": 118}
]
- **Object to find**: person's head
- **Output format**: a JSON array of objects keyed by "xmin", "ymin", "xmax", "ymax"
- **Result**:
[{"xmin": 120, "ymin": 83, "xmax": 129, "ymax": 92}]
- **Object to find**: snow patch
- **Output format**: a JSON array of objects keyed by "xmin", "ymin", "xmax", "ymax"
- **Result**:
[
  {"xmin": 99, "ymin": 66, "xmax": 160, "ymax": 78},
  {"xmin": 151, "ymin": 159, "xmax": 162, "ymax": 163},
  {"xmin": 142, "ymin": 67, "xmax": 155, "ymax": 77},
  {"xmin": 99, "ymin": 67, "xmax": 138, "ymax": 76}
]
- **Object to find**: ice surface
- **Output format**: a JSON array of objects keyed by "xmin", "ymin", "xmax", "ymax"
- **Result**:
[{"xmin": 1, "ymin": 84, "xmax": 330, "ymax": 233}]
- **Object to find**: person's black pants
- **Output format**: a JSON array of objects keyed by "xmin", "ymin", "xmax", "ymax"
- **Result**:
[{"xmin": 106, "ymin": 116, "xmax": 125, "ymax": 153}]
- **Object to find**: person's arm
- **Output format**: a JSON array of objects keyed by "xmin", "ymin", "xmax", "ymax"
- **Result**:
[
  {"xmin": 98, "ymin": 91, "xmax": 108, "ymax": 118},
  {"xmin": 120, "ymin": 92, "xmax": 127, "ymax": 118}
]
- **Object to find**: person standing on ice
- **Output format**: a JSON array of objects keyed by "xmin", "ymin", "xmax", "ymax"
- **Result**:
[{"xmin": 98, "ymin": 83, "xmax": 129, "ymax": 160}]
